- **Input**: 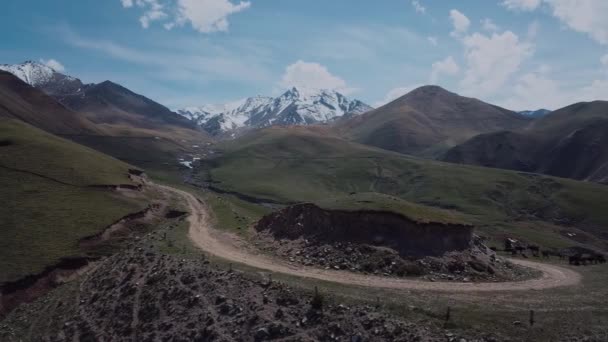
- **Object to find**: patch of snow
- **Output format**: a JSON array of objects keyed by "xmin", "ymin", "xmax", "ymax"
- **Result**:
[
  {"xmin": 179, "ymin": 161, "xmax": 193, "ymax": 169},
  {"xmin": 177, "ymin": 88, "xmax": 373, "ymax": 134},
  {"xmin": 0, "ymin": 60, "xmax": 76, "ymax": 86}
]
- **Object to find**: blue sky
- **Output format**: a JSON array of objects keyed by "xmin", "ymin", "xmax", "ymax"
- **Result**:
[{"xmin": 1, "ymin": 0, "xmax": 607, "ymax": 110}]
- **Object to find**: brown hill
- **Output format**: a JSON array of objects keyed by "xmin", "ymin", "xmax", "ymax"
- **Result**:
[
  {"xmin": 337, "ymin": 85, "xmax": 530, "ymax": 157},
  {"xmin": 57, "ymin": 80, "xmax": 196, "ymax": 132},
  {"xmin": 0, "ymin": 70, "xmax": 208, "ymax": 169},
  {"xmin": 444, "ymin": 101, "xmax": 608, "ymax": 183},
  {"xmin": 0, "ymin": 71, "xmax": 99, "ymax": 135}
]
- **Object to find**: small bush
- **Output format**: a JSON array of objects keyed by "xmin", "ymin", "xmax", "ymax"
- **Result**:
[
  {"xmin": 394, "ymin": 261, "xmax": 425, "ymax": 277},
  {"xmin": 310, "ymin": 287, "xmax": 324, "ymax": 311}
]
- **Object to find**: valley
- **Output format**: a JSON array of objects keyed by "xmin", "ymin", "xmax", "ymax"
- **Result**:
[{"xmin": 2, "ymin": 50, "xmax": 608, "ymax": 341}]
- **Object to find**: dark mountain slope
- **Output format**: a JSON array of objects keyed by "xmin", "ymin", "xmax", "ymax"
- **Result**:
[
  {"xmin": 444, "ymin": 101, "xmax": 608, "ymax": 183},
  {"xmin": 337, "ymin": 85, "xmax": 530, "ymax": 157},
  {"xmin": 0, "ymin": 71, "xmax": 98, "ymax": 135},
  {"xmin": 58, "ymin": 81, "xmax": 196, "ymax": 130}
]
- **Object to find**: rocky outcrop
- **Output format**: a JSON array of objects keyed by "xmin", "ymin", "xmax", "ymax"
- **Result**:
[{"xmin": 255, "ymin": 204, "xmax": 473, "ymax": 257}]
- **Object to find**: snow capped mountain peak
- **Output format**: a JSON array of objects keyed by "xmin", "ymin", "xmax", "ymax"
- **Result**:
[
  {"xmin": 0, "ymin": 61, "xmax": 84, "ymax": 96},
  {"xmin": 177, "ymin": 89, "xmax": 373, "ymax": 135},
  {"xmin": 0, "ymin": 61, "xmax": 60, "ymax": 86}
]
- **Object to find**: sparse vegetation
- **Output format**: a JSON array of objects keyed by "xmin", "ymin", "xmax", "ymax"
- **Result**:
[
  {"xmin": 0, "ymin": 119, "xmax": 148, "ymax": 283},
  {"xmin": 197, "ymin": 127, "xmax": 608, "ymax": 248}
]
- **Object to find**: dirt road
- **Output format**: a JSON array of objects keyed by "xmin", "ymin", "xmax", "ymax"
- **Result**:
[{"xmin": 162, "ymin": 185, "xmax": 582, "ymax": 292}]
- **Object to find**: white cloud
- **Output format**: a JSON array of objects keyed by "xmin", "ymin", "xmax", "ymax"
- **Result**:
[
  {"xmin": 503, "ymin": 66, "xmax": 608, "ymax": 110},
  {"xmin": 412, "ymin": 0, "xmax": 426, "ymax": 14},
  {"xmin": 449, "ymin": 9, "xmax": 470, "ymax": 37},
  {"xmin": 40, "ymin": 58, "xmax": 66, "ymax": 72},
  {"xmin": 279, "ymin": 60, "xmax": 353, "ymax": 94},
  {"xmin": 601, "ymin": 54, "xmax": 608, "ymax": 68},
  {"xmin": 503, "ymin": 0, "xmax": 608, "ymax": 45},
  {"xmin": 374, "ymin": 85, "xmax": 422, "ymax": 107},
  {"xmin": 174, "ymin": 0, "xmax": 251, "ymax": 33},
  {"xmin": 580, "ymin": 79, "xmax": 608, "ymax": 101},
  {"xmin": 501, "ymin": 71, "xmax": 568, "ymax": 110},
  {"xmin": 460, "ymin": 31, "xmax": 533, "ymax": 96},
  {"xmin": 430, "ymin": 56, "xmax": 460, "ymax": 83},
  {"xmin": 60, "ymin": 25, "xmax": 272, "ymax": 85},
  {"xmin": 427, "ymin": 36, "xmax": 438, "ymax": 46},
  {"xmin": 502, "ymin": 0, "xmax": 542, "ymax": 11},
  {"xmin": 140, "ymin": 9, "xmax": 167, "ymax": 28},
  {"xmin": 527, "ymin": 20, "xmax": 540, "ymax": 39},
  {"xmin": 119, "ymin": 0, "xmax": 251, "ymax": 33},
  {"xmin": 481, "ymin": 18, "xmax": 499, "ymax": 32},
  {"xmin": 544, "ymin": 0, "xmax": 608, "ymax": 45}
]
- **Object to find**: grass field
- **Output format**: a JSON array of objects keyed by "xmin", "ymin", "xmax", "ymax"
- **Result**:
[
  {"xmin": 0, "ymin": 119, "xmax": 148, "ymax": 283},
  {"xmin": 197, "ymin": 127, "xmax": 608, "ymax": 249},
  {"xmin": 316, "ymin": 192, "xmax": 470, "ymax": 225}
]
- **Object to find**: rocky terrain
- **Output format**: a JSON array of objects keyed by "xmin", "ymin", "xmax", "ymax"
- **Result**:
[
  {"xmin": 0, "ymin": 236, "xmax": 502, "ymax": 342},
  {"xmin": 253, "ymin": 233, "xmax": 539, "ymax": 283}
]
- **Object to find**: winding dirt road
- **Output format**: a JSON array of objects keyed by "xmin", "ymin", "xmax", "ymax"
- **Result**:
[{"xmin": 162, "ymin": 185, "xmax": 582, "ymax": 292}]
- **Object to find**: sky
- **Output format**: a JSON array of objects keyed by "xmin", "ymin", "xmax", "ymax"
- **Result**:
[{"xmin": 1, "ymin": 0, "xmax": 607, "ymax": 111}]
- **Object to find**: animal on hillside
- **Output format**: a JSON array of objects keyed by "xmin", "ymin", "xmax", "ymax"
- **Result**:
[
  {"xmin": 569, "ymin": 253, "xmax": 606, "ymax": 266},
  {"xmin": 528, "ymin": 245, "xmax": 540, "ymax": 257},
  {"xmin": 541, "ymin": 250, "xmax": 551, "ymax": 258},
  {"xmin": 569, "ymin": 254, "xmax": 582, "ymax": 265}
]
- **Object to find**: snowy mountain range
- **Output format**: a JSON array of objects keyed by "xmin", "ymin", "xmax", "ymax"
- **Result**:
[
  {"xmin": 0, "ymin": 61, "xmax": 85, "ymax": 96},
  {"xmin": 177, "ymin": 87, "xmax": 373, "ymax": 135},
  {"xmin": 1, "ymin": 61, "xmax": 373, "ymax": 136}
]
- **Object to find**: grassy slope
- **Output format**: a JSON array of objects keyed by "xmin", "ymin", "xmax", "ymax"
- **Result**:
[
  {"xmin": 0, "ymin": 119, "xmax": 146, "ymax": 283},
  {"xmin": 199, "ymin": 127, "xmax": 608, "ymax": 248},
  {"xmin": 316, "ymin": 193, "xmax": 470, "ymax": 225}
]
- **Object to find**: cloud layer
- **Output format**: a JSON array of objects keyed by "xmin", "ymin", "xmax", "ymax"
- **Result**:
[
  {"xmin": 279, "ymin": 61, "xmax": 352, "ymax": 94},
  {"xmin": 120, "ymin": 0, "xmax": 251, "ymax": 33}
]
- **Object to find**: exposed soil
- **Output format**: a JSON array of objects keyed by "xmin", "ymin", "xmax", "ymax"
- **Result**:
[
  {"xmin": 251, "ymin": 203, "xmax": 539, "ymax": 282},
  {"xmin": 252, "ymin": 235, "xmax": 540, "ymax": 283},
  {"xmin": 159, "ymin": 184, "xmax": 582, "ymax": 292},
  {"xmin": 0, "ymin": 243, "xmax": 502, "ymax": 342},
  {"xmin": 0, "ymin": 258, "xmax": 93, "ymax": 318},
  {"xmin": 79, "ymin": 202, "xmax": 165, "ymax": 248},
  {"xmin": 254, "ymin": 203, "xmax": 473, "ymax": 258},
  {"xmin": 1, "ymin": 175, "xmax": 164, "ymax": 319}
]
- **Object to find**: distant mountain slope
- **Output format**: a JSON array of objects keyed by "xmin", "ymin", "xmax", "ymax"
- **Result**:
[
  {"xmin": 178, "ymin": 87, "xmax": 372, "ymax": 135},
  {"xmin": 197, "ymin": 126, "xmax": 608, "ymax": 248},
  {"xmin": 1, "ymin": 61, "xmax": 200, "ymax": 133},
  {"xmin": 1, "ymin": 61, "xmax": 209, "ymax": 168},
  {"xmin": 59, "ymin": 80, "xmax": 196, "ymax": 130},
  {"xmin": 336, "ymin": 85, "xmax": 530, "ymax": 157},
  {"xmin": 0, "ymin": 70, "xmax": 98, "ymax": 135},
  {"xmin": 519, "ymin": 109, "xmax": 551, "ymax": 118},
  {"xmin": 0, "ymin": 60, "xmax": 84, "ymax": 96},
  {"xmin": 444, "ymin": 101, "xmax": 608, "ymax": 183}
]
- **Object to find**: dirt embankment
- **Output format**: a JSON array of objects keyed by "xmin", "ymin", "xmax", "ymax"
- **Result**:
[
  {"xmin": 0, "ymin": 258, "xmax": 92, "ymax": 318},
  {"xmin": 2, "ymin": 172, "xmax": 160, "ymax": 319},
  {"xmin": 253, "ymin": 204, "xmax": 539, "ymax": 282},
  {"xmin": 255, "ymin": 203, "xmax": 473, "ymax": 258},
  {"xmin": 160, "ymin": 184, "xmax": 582, "ymax": 292}
]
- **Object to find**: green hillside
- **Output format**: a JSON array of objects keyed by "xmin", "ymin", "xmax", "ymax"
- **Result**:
[
  {"xmin": 198, "ymin": 127, "xmax": 608, "ymax": 248},
  {"xmin": 0, "ymin": 119, "xmax": 147, "ymax": 283}
]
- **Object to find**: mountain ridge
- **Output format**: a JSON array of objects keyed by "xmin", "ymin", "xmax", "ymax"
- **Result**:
[
  {"xmin": 178, "ymin": 87, "xmax": 373, "ymax": 135},
  {"xmin": 443, "ymin": 100, "xmax": 608, "ymax": 183},
  {"xmin": 336, "ymin": 85, "xmax": 531, "ymax": 157}
]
